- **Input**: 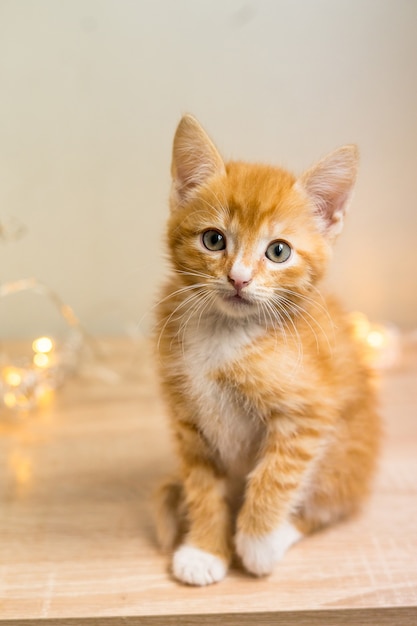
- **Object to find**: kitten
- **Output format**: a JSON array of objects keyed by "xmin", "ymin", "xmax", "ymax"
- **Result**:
[{"xmin": 154, "ymin": 114, "xmax": 380, "ymax": 586}]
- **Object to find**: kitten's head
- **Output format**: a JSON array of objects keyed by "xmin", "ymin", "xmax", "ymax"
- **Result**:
[{"xmin": 167, "ymin": 114, "xmax": 358, "ymax": 322}]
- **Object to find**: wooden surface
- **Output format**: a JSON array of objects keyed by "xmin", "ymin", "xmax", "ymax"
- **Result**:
[{"xmin": 1, "ymin": 337, "xmax": 417, "ymax": 625}]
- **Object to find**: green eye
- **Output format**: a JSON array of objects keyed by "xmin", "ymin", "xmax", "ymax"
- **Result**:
[
  {"xmin": 266, "ymin": 240, "xmax": 292, "ymax": 263},
  {"xmin": 202, "ymin": 230, "xmax": 226, "ymax": 251}
]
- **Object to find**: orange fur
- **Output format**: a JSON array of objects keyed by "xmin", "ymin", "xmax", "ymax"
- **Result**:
[{"xmin": 154, "ymin": 115, "xmax": 380, "ymax": 585}]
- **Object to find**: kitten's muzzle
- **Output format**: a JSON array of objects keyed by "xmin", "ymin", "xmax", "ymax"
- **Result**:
[{"xmin": 227, "ymin": 274, "xmax": 252, "ymax": 295}]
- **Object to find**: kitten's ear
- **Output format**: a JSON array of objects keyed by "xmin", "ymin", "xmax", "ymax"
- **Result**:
[
  {"xmin": 170, "ymin": 114, "xmax": 225, "ymax": 207},
  {"xmin": 297, "ymin": 145, "xmax": 359, "ymax": 240}
]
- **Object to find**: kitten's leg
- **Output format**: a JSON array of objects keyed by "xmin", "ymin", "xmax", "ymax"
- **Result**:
[
  {"xmin": 170, "ymin": 420, "xmax": 233, "ymax": 586},
  {"xmin": 154, "ymin": 478, "xmax": 187, "ymax": 550},
  {"xmin": 235, "ymin": 419, "xmax": 324, "ymax": 576},
  {"xmin": 235, "ymin": 519, "xmax": 303, "ymax": 576},
  {"xmin": 292, "ymin": 403, "xmax": 381, "ymax": 535}
]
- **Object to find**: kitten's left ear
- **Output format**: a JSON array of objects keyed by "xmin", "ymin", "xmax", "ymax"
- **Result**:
[
  {"xmin": 170, "ymin": 114, "xmax": 225, "ymax": 207},
  {"xmin": 297, "ymin": 145, "xmax": 359, "ymax": 240}
]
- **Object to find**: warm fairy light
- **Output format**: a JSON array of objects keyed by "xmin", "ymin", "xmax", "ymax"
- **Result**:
[
  {"xmin": 33, "ymin": 353, "xmax": 50, "ymax": 368},
  {"xmin": 3, "ymin": 391, "xmax": 17, "ymax": 408},
  {"xmin": 36, "ymin": 384, "xmax": 54, "ymax": 407},
  {"xmin": 32, "ymin": 336, "xmax": 54, "ymax": 354},
  {"xmin": 3, "ymin": 367, "xmax": 22, "ymax": 387},
  {"xmin": 1, "ymin": 330, "xmax": 84, "ymax": 413},
  {"xmin": 349, "ymin": 312, "xmax": 401, "ymax": 369},
  {"xmin": 367, "ymin": 329, "xmax": 387, "ymax": 349},
  {"xmin": 350, "ymin": 311, "xmax": 371, "ymax": 341},
  {"xmin": 1, "ymin": 235, "xmax": 88, "ymax": 415}
]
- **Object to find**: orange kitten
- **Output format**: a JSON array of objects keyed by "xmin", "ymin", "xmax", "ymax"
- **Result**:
[{"xmin": 154, "ymin": 114, "xmax": 380, "ymax": 586}]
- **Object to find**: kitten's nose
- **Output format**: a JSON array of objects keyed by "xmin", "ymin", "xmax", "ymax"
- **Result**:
[{"xmin": 227, "ymin": 274, "xmax": 252, "ymax": 293}]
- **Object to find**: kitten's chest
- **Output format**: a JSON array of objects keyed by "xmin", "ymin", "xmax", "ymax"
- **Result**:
[{"xmin": 180, "ymin": 320, "xmax": 265, "ymax": 474}]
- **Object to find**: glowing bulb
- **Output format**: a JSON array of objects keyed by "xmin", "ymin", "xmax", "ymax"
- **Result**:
[
  {"xmin": 32, "ymin": 336, "xmax": 53, "ymax": 354},
  {"xmin": 3, "ymin": 367, "xmax": 22, "ymax": 387},
  {"xmin": 36, "ymin": 384, "xmax": 54, "ymax": 406},
  {"xmin": 4, "ymin": 392, "xmax": 17, "ymax": 408},
  {"xmin": 348, "ymin": 313, "xmax": 401, "ymax": 369},
  {"xmin": 33, "ymin": 353, "xmax": 50, "ymax": 368},
  {"xmin": 350, "ymin": 311, "xmax": 371, "ymax": 340},
  {"xmin": 367, "ymin": 329, "xmax": 387, "ymax": 349}
]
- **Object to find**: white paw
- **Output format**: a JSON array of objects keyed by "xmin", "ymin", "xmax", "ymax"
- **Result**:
[
  {"xmin": 172, "ymin": 544, "xmax": 227, "ymax": 586},
  {"xmin": 235, "ymin": 521, "xmax": 302, "ymax": 576}
]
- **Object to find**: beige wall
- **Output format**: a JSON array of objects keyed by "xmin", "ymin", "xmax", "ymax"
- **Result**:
[{"xmin": 1, "ymin": 0, "xmax": 416, "ymax": 339}]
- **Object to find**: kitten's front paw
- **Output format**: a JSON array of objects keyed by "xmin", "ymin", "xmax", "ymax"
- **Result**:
[
  {"xmin": 172, "ymin": 544, "xmax": 227, "ymax": 586},
  {"xmin": 235, "ymin": 522, "xmax": 302, "ymax": 577}
]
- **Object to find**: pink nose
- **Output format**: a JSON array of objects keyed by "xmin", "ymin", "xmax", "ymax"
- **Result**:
[{"xmin": 227, "ymin": 274, "xmax": 252, "ymax": 292}]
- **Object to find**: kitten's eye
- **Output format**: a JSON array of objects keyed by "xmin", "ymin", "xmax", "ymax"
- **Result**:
[
  {"xmin": 266, "ymin": 240, "xmax": 292, "ymax": 263},
  {"xmin": 202, "ymin": 229, "xmax": 226, "ymax": 251}
]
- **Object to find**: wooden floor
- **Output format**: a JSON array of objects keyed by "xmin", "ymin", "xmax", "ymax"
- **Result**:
[{"xmin": 1, "ymin": 338, "xmax": 417, "ymax": 625}]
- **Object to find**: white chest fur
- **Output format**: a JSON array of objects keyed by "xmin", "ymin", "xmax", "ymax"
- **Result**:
[{"xmin": 180, "ymin": 317, "xmax": 265, "ymax": 476}]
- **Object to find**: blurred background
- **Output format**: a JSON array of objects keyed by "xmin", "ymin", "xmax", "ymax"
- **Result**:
[{"xmin": 1, "ymin": 0, "xmax": 416, "ymax": 339}]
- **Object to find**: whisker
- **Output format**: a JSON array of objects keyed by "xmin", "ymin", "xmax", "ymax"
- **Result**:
[
  {"xmin": 273, "ymin": 292, "xmax": 332, "ymax": 355},
  {"xmin": 156, "ymin": 289, "xmax": 207, "ymax": 352},
  {"xmin": 275, "ymin": 294, "xmax": 320, "ymax": 351},
  {"xmin": 268, "ymin": 295, "xmax": 304, "ymax": 370},
  {"xmin": 196, "ymin": 291, "xmax": 217, "ymax": 330},
  {"xmin": 261, "ymin": 300, "xmax": 283, "ymax": 351},
  {"xmin": 176, "ymin": 289, "xmax": 212, "ymax": 338},
  {"xmin": 136, "ymin": 281, "xmax": 208, "ymax": 334},
  {"xmin": 174, "ymin": 289, "xmax": 216, "ymax": 353},
  {"xmin": 175, "ymin": 267, "xmax": 215, "ymax": 281},
  {"xmin": 278, "ymin": 286, "xmax": 334, "ymax": 329},
  {"xmin": 153, "ymin": 283, "xmax": 208, "ymax": 317}
]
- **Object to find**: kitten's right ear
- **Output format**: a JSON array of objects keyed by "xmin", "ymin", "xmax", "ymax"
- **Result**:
[
  {"xmin": 296, "ymin": 145, "xmax": 359, "ymax": 241},
  {"xmin": 170, "ymin": 115, "xmax": 225, "ymax": 207}
]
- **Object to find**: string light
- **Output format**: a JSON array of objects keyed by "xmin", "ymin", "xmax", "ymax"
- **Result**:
[
  {"xmin": 367, "ymin": 329, "xmax": 386, "ymax": 349},
  {"xmin": 32, "ymin": 336, "xmax": 54, "ymax": 354},
  {"xmin": 1, "ymin": 331, "xmax": 84, "ymax": 412},
  {"xmin": 0, "ymin": 277, "xmax": 88, "ymax": 413},
  {"xmin": 1, "ymin": 219, "xmax": 114, "ymax": 415},
  {"xmin": 4, "ymin": 391, "xmax": 18, "ymax": 409},
  {"xmin": 33, "ymin": 352, "xmax": 50, "ymax": 368},
  {"xmin": 31, "ymin": 336, "xmax": 54, "ymax": 369},
  {"xmin": 3, "ymin": 367, "xmax": 23, "ymax": 387}
]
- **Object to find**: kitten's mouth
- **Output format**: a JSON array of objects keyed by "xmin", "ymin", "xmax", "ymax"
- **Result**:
[
  {"xmin": 222, "ymin": 293, "xmax": 253, "ymax": 307},
  {"xmin": 214, "ymin": 290, "xmax": 257, "ymax": 317},
  {"xmin": 230, "ymin": 294, "xmax": 250, "ymax": 303}
]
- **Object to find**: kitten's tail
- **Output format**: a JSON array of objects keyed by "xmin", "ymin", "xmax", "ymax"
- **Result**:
[{"xmin": 153, "ymin": 477, "xmax": 187, "ymax": 551}]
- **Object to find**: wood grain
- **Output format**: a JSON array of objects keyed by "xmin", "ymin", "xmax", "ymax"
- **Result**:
[{"xmin": 1, "ymin": 338, "xmax": 416, "ymax": 624}]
